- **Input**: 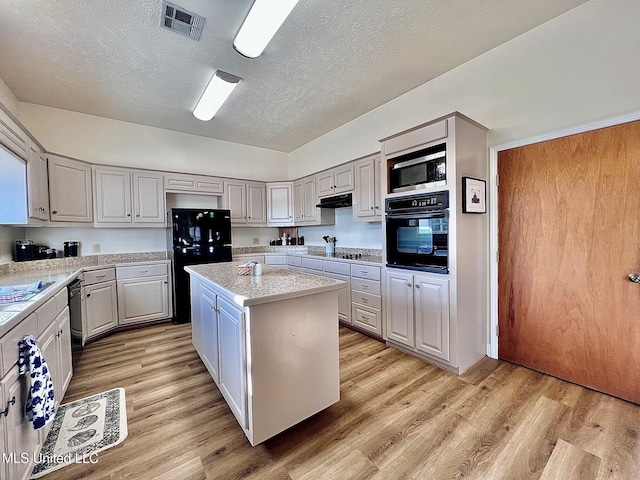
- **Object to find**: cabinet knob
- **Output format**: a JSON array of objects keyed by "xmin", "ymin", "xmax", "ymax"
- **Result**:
[
  {"xmin": 127, "ymin": 213, "xmax": 131, "ymax": 217},
  {"xmin": 415, "ymin": 284, "xmax": 421, "ymax": 289},
  {"xmin": 370, "ymin": 207, "xmax": 374, "ymax": 210},
  {"xmin": 1, "ymin": 396, "xmax": 16, "ymax": 417},
  {"xmin": 52, "ymin": 210, "xmax": 58, "ymax": 214},
  {"xmin": 375, "ymin": 206, "xmax": 379, "ymax": 209},
  {"xmin": 164, "ymin": 281, "xmax": 168, "ymax": 284},
  {"xmin": 86, "ymin": 293, "xmax": 91, "ymax": 297},
  {"xmin": 407, "ymin": 283, "xmax": 412, "ymax": 287},
  {"xmin": 136, "ymin": 214, "xmax": 140, "ymax": 217}
]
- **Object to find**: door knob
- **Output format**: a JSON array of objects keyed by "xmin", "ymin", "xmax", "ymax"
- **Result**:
[{"xmin": 629, "ymin": 273, "xmax": 640, "ymax": 283}]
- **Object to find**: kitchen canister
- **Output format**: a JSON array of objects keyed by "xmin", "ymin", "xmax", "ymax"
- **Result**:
[{"xmin": 64, "ymin": 241, "xmax": 79, "ymax": 257}]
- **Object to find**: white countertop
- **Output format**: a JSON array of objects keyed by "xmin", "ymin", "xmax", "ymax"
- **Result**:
[{"xmin": 185, "ymin": 262, "xmax": 346, "ymax": 307}]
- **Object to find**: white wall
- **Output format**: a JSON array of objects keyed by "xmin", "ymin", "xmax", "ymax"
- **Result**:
[
  {"xmin": 298, "ymin": 208, "xmax": 382, "ymax": 249},
  {"xmin": 287, "ymin": 0, "xmax": 640, "ymax": 178},
  {"xmin": 26, "ymin": 227, "xmax": 167, "ymax": 256},
  {"xmin": 18, "ymin": 104, "xmax": 289, "ymax": 182},
  {"xmin": 0, "ymin": 226, "xmax": 24, "ymax": 264}
]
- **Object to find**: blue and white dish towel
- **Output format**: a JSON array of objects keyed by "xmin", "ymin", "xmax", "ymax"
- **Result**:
[{"xmin": 18, "ymin": 335, "xmax": 55, "ymax": 429}]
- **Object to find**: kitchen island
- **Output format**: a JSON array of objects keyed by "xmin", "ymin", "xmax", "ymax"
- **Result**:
[{"xmin": 184, "ymin": 262, "xmax": 345, "ymax": 446}]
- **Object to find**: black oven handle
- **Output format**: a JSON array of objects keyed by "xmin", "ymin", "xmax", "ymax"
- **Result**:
[{"xmin": 385, "ymin": 211, "xmax": 448, "ymax": 220}]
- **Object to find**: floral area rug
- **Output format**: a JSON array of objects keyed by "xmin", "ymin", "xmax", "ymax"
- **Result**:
[{"xmin": 31, "ymin": 387, "xmax": 128, "ymax": 478}]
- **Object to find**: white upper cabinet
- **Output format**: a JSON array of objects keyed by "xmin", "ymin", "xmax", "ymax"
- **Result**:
[
  {"xmin": 267, "ymin": 182, "xmax": 293, "ymax": 226},
  {"xmin": 223, "ymin": 180, "xmax": 266, "ymax": 225},
  {"xmin": 26, "ymin": 141, "xmax": 49, "ymax": 221},
  {"xmin": 48, "ymin": 155, "xmax": 93, "ymax": 223},
  {"xmin": 353, "ymin": 154, "xmax": 382, "ymax": 222},
  {"xmin": 94, "ymin": 166, "xmax": 165, "ymax": 226},
  {"xmin": 317, "ymin": 164, "xmax": 355, "ymax": 197},
  {"xmin": 164, "ymin": 172, "xmax": 224, "ymax": 195},
  {"xmin": 132, "ymin": 172, "xmax": 165, "ymax": 223}
]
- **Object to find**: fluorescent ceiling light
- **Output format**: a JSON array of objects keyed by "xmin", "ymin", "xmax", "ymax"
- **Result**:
[
  {"xmin": 193, "ymin": 70, "xmax": 240, "ymax": 121},
  {"xmin": 234, "ymin": 0, "xmax": 300, "ymax": 58}
]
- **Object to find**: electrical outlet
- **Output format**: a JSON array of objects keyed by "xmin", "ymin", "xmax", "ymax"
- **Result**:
[
  {"xmin": 253, "ymin": 237, "xmax": 260, "ymax": 245},
  {"xmin": 92, "ymin": 243, "xmax": 101, "ymax": 253}
]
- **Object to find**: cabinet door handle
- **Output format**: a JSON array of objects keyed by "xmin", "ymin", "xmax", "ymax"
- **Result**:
[
  {"xmin": 370, "ymin": 207, "xmax": 374, "ymax": 210},
  {"xmin": 407, "ymin": 283, "xmax": 412, "ymax": 287},
  {"xmin": 1, "ymin": 396, "xmax": 16, "ymax": 416},
  {"xmin": 136, "ymin": 214, "xmax": 140, "ymax": 217},
  {"xmin": 361, "ymin": 315, "xmax": 370, "ymax": 320},
  {"xmin": 86, "ymin": 293, "xmax": 91, "ymax": 297},
  {"xmin": 360, "ymin": 284, "xmax": 369, "ymax": 289},
  {"xmin": 415, "ymin": 284, "xmax": 421, "ymax": 289},
  {"xmin": 95, "ymin": 274, "xmax": 106, "ymax": 278},
  {"xmin": 138, "ymin": 270, "xmax": 148, "ymax": 274},
  {"xmin": 164, "ymin": 281, "xmax": 168, "ymax": 284},
  {"xmin": 360, "ymin": 297, "xmax": 368, "ymax": 303},
  {"xmin": 360, "ymin": 270, "xmax": 368, "ymax": 275},
  {"xmin": 127, "ymin": 213, "xmax": 131, "ymax": 217},
  {"xmin": 375, "ymin": 206, "xmax": 379, "ymax": 210},
  {"xmin": 52, "ymin": 210, "xmax": 58, "ymax": 214}
]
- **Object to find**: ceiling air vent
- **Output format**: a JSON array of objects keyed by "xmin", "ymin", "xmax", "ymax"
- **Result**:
[{"xmin": 161, "ymin": 1, "xmax": 205, "ymax": 41}]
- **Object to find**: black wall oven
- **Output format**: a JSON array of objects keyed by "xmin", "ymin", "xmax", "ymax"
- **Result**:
[{"xmin": 385, "ymin": 191, "xmax": 449, "ymax": 273}]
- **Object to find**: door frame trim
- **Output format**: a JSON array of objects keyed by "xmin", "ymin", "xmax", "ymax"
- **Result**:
[{"xmin": 487, "ymin": 110, "xmax": 640, "ymax": 358}]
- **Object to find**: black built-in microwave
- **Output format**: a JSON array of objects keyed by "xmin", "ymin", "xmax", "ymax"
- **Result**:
[{"xmin": 389, "ymin": 143, "xmax": 446, "ymax": 193}]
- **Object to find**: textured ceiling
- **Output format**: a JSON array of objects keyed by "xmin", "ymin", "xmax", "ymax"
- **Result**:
[{"xmin": 0, "ymin": 0, "xmax": 588, "ymax": 152}]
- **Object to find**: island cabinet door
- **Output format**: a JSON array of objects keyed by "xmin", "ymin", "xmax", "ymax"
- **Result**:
[
  {"xmin": 200, "ymin": 284, "xmax": 220, "ymax": 384},
  {"xmin": 217, "ymin": 296, "xmax": 248, "ymax": 429}
]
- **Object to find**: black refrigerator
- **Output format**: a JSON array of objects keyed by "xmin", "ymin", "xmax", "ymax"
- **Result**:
[{"xmin": 168, "ymin": 208, "xmax": 232, "ymax": 323}]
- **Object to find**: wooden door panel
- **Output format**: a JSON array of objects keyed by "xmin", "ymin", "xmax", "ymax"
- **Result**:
[{"xmin": 498, "ymin": 120, "xmax": 640, "ymax": 404}]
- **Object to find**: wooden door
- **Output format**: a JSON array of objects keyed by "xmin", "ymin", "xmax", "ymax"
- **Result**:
[{"xmin": 498, "ymin": 120, "xmax": 640, "ymax": 404}]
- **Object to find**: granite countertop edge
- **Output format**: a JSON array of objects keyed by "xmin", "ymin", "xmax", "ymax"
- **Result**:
[{"xmin": 185, "ymin": 264, "xmax": 346, "ymax": 308}]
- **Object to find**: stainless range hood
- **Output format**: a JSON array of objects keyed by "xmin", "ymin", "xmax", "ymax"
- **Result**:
[{"xmin": 316, "ymin": 193, "xmax": 352, "ymax": 209}]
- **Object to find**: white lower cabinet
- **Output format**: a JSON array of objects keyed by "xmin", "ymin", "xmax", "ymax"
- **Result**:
[
  {"xmin": 117, "ymin": 276, "xmax": 169, "ymax": 324},
  {"xmin": 0, "ymin": 288, "xmax": 72, "ymax": 480},
  {"xmin": 385, "ymin": 270, "xmax": 450, "ymax": 362},
  {"xmin": 217, "ymin": 295, "xmax": 247, "ymax": 429},
  {"xmin": 116, "ymin": 263, "xmax": 170, "ymax": 325},
  {"xmin": 1, "ymin": 365, "xmax": 40, "ymax": 480},
  {"xmin": 85, "ymin": 280, "xmax": 118, "ymax": 338},
  {"xmin": 199, "ymin": 283, "xmax": 220, "ymax": 384}
]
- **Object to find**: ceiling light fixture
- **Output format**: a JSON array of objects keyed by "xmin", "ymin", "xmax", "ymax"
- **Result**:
[
  {"xmin": 193, "ymin": 70, "xmax": 241, "ymax": 121},
  {"xmin": 233, "ymin": 0, "xmax": 300, "ymax": 58}
]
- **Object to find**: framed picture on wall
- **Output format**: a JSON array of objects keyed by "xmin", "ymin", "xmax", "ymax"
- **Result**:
[{"xmin": 462, "ymin": 177, "xmax": 486, "ymax": 214}]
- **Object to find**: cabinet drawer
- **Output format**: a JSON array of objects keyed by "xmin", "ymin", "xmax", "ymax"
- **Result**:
[
  {"xmin": 36, "ymin": 296, "xmax": 59, "ymax": 336},
  {"xmin": 351, "ymin": 277, "xmax": 381, "ymax": 295},
  {"xmin": 351, "ymin": 290, "xmax": 381, "ymax": 310},
  {"xmin": 84, "ymin": 268, "xmax": 116, "ymax": 285},
  {"xmin": 287, "ymin": 256, "xmax": 302, "ymax": 267},
  {"xmin": 264, "ymin": 255, "xmax": 287, "ymax": 265},
  {"xmin": 323, "ymin": 260, "xmax": 350, "ymax": 276},
  {"xmin": 235, "ymin": 255, "xmax": 265, "ymax": 264},
  {"xmin": 1, "ymin": 312, "xmax": 38, "ymax": 377},
  {"xmin": 351, "ymin": 305, "xmax": 381, "ymax": 334},
  {"xmin": 351, "ymin": 264, "xmax": 381, "ymax": 281},
  {"xmin": 54, "ymin": 287, "xmax": 68, "ymax": 315},
  {"xmin": 116, "ymin": 263, "xmax": 168, "ymax": 279},
  {"xmin": 301, "ymin": 257, "xmax": 323, "ymax": 271}
]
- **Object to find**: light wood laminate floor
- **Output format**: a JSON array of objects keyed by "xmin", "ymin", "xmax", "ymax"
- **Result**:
[{"xmin": 44, "ymin": 323, "xmax": 640, "ymax": 480}]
